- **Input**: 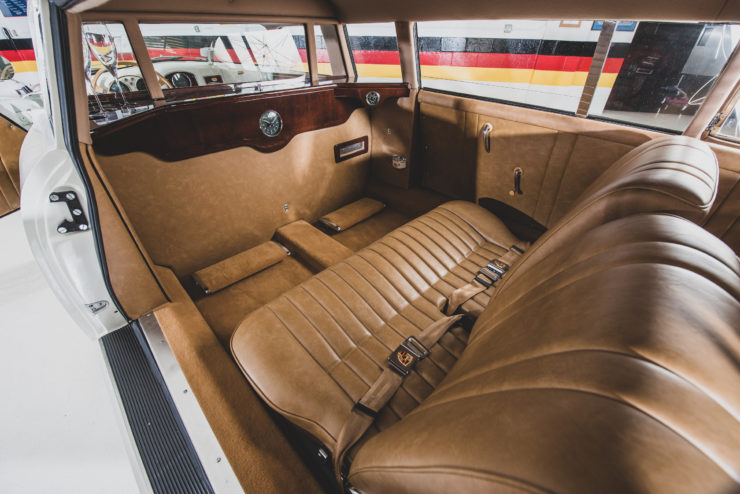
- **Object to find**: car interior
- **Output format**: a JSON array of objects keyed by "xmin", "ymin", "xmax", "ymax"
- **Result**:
[{"xmin": 56, "ymin": 0, "xmax": 740, "ymax": 492}]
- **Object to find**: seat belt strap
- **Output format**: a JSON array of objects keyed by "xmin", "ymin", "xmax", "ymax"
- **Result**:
[
  {"xmin": 444, "ymin": 243, "xmax": 528, "ymax": 316},
  {"xmin": 333, "ymin": 314, "xmax": 463, "ymax": 483}
]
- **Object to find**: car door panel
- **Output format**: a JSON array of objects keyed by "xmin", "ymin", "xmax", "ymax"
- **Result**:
[
  {"xmin": 475, "ymin": 116, "xmax": 559, "ymax": 219},
  {"xmin": 417, "ymin": 90, "xmax": 657, "ymax": 228}
]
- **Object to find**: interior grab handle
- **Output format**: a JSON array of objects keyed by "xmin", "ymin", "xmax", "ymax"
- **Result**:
[{"xmin": 481, "ymin": 123, "xmax": 493, "ymax": 153}]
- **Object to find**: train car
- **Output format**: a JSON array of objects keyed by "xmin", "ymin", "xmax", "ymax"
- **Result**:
[{"xmin": 345, "ymin": 21, "xmax": 740, "ymax": 128}]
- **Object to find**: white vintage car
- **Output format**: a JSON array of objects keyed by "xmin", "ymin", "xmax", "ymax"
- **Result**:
[{"xmin": 2, "ymin": 0, "xmax": 739, "ymax": 492}]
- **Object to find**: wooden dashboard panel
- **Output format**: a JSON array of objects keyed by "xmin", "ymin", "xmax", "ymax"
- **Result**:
[{"xmin": 91, "ymin": 83, "xmax": 410, "ymax": 161}]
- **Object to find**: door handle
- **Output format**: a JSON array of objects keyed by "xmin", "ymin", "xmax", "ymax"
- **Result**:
[
  {"xmin": 481, "ymin": 123, "xmax": 492, "ymax": 153},
  {"xmin": 511, "ymin": 168, "xmax": 523, "ymax": 196}
]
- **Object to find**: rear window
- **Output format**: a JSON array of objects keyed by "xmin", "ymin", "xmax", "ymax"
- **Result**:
[
  {"xmin": 346, "ymin": 23, "xmax": 402, "ymax": 82},
  {"xmin": 417, "ymin": 20, "xmax": 740, "ymax": 132}
]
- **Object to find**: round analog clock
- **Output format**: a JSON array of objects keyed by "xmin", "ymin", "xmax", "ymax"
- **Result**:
[
  {"xmin": 365, "ymin": 91, "xmax": 381, "ymax": 106},
  {"xmin": 259, "ymin": 110, "xmax": 283, "ymax": 137}
]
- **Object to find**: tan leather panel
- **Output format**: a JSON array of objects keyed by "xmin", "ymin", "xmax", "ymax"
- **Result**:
[
  {"xmin": 276, "ymin": 219, "xmax": 354, "ymax": 271},
  {"xmin": 476, "ymin": 117, "xmax": 558, "ymax": 217},
  {"xmin": 231, "ymin": 201, "xmax": 510, "ymax": 450},
  {"xmin": 547, "ymin": 134, "xmax": 634, "ymax": 224},
  {"xmin": 493, "ymin": 137, "xmax": 718, "ymax": 299},
  {"xmin": 532, "ymin": 132, "xmax": 577, "ymax": 225},
  {"xmin": 350, "ymin": 214, "xmax": 740, "ymax": 494},
  {"xmin": 0, "ymin": 189, "xmax": 10, "ymax": 214},
  {"xmin": 0, "ymin": 119, "xmax": 24, "ymax": 215},
  {"xmin": 96, "ymin": 109, "xmax": 372, "ymax": 277},
  {"xmin": 231, "ymin": 136, "xmax": 724, "ymax": 491},
  {"xmin": 321, "ymin": 197, "xmax": 385, "ymax": 231},
  {"xmin": 370, "ymin": 91, "xmax": 417, "ymax": 189},
  {"xmin": 418, "ymin": 93, "xmax": 660, "ymax": 226},
  {"xmin": 419, "ymin": 102, "xmax": 477, "ymax": 201},
  {"xmin": 418, "ymin": 91, "xmax": 658, "ymax": 146},
  {"xmin": 83, "ymin": 145, "xmax": 168, "ymax": 318},
  {"xmin": 192, "ymin": 241, "xmax": 287, "ymax": 293},
  {"xmin": 151, "ymin": 267, "xmax": 324, "ymax": 494}
]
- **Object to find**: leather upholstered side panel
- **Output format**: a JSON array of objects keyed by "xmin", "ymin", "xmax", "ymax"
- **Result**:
[
  {"xmin": 418, "ymin": 102, "xmax": 478, "ymax": 201},
  {"xmin": 369, "ymin": 90, "xmax": 418, "ymax": 190},
  {"xmin": 83, "ymin": 145, "xmax": 168, "ymax": 318},
  {"xmin": 417, "ymin": 91, "xmax": 657, "ymax": 227},
  {"xmin": 95, "ymin": 108, "xmax": 372, "ymax": 277},
  {"xmin": 0, "ymin": 118, "xmax": 25, "ymax": 215}
]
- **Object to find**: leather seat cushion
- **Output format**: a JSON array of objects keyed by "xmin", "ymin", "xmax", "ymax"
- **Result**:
[
  {"xmin": 231, "ymin": 201, "xmax": 521, "ymax": 451},
  {"xmin": 349, "ymin": 214, "xmax": 740, "ymax": 494}
]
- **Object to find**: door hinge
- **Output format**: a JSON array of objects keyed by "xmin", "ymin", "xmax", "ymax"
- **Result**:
[{"xmin": 50, "ymin": 191, "xmax": 90, "ymax": 234}]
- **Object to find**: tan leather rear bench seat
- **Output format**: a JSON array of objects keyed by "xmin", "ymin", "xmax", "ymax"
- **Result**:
[{"xmin": 231, "ymin": 136, "xmax": 739, "ymax": 493}]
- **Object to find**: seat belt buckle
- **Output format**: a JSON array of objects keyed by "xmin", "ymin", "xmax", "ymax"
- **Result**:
[
  {"xmin": 487, "ymin": 259, "xmax": 509, "ymax": 276},
  {"xmin": 388, "ymin": 336, "xmax": 430, "ymax": 376},
  {"xmin": 477, "ymin": 267, "xmax": 500, "ymax": 286}
]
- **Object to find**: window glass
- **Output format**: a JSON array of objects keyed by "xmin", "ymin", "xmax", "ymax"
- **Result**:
[
  {"xmin": 716, "ymin": 99, "xmax": 740, "ymax": 140},
  {"xmin": 314, "ymin": 24, "xmax": 347, "ymax": 82},
  {"xmin": 0, "ymin": 11, "xmax": 43, "ymax": 130},
  {"xmin": 417, "ymin": 20, "xmax": 600, "ymax": 113},
  {"xmin": 139, "ymin": 23, "xmax": 310, "ymax": 99},
  {"xmin": 346, "ymin": 23, "xmax": 402, "ymax": 82},
  {"xmin": 82, "ymin": 22, "xmax": 151, "ymax": 125},
  {"xmin": 588, "ymin": 22, "xmax": 740, "ymax": 132}
]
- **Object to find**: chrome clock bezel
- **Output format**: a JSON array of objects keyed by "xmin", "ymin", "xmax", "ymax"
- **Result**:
[
  {"xmin": 259, "ymin": 110, "xmax": 283, "ymax": 137},
  {"xmin": 365, "ymin": 91, "xmax": 381, "ymax": 106}
]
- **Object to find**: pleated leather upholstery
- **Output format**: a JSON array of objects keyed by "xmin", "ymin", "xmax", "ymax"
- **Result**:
[
  {"xmin": 230, "ymin": 200, "xmax": 519, "ymax": 451},
  {"xmin": 231, "ymin": 135, "xmax": 731, "ymax": 492},
  {"xmin": 350, "ymin": 214, "xmax": 740, "ymax": 494}
]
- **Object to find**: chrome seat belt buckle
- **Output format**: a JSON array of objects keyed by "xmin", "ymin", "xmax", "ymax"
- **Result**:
[
  {"xmin": 487, "ymin": 258, "xmax": 509, "ymax": 276},
  {"xmin": 388, "ymin": 336, "xmax": 430, "ymax": 376}
]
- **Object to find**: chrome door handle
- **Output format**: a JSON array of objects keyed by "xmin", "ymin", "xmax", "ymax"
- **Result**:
[{"xmin": 481, "ymin": 123, "xmax": 492, "ymax": 153}]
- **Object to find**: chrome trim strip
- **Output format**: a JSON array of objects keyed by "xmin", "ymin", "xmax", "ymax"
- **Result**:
[{"xmin": 138, "ymin": 313, "xmax": 243, "ymax": 493}]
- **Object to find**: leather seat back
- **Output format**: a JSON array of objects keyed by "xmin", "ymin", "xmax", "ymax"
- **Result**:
[
  {"xmin": 349, "ymin": 214, "xmax": 740, "ymax": 494},
  {"xmin": 491, "ymin": 135, "xmax": 718, "ymax": 305}
]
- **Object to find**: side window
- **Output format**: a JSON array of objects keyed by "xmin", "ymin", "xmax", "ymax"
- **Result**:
[
  {"xmin": 314, "ymin": 24, "xmax": 347, "ymax": 83},
  {"xmin": 716, "ymin": 99, "xmax": 740, "ymax": 141},
  {"xmin": 82, "ymin": 22, "xmax": 150, "ymax": 124},
  {"xmin": 0, "ymin": 9, "xmax": 43, "ymax": 130},
  {"xmin": 587, "ymin": 22, "xmax": 740, "ymax": 133},
  {"xmin": 139, "ymin": 23, "xmax": 309, "ymax": 99},
  {"xmin": 346, "ymin": 23, "xmax": 402, "ymax": 82},
  {"xmin": 417, "ymin": 20, "xmax": 600, "ymax": 113}
]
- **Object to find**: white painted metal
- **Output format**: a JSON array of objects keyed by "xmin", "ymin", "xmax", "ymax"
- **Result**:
[
  {"xmin": 0, "ymin": 211, "xmax": 140, "ymax": 493},
  {"xmin": 20, "ymin": 0, "xmax": 126, "ymax": 339}
]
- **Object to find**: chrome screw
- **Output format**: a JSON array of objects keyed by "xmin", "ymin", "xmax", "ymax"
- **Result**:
[
  {"xmin": 65, "ymin": 192, "xmax": 75, "ymax": 200},
  {"xmin": 57, "ymin": 226, "xmax": 67, "ymax": 234}
]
